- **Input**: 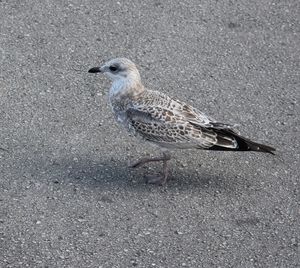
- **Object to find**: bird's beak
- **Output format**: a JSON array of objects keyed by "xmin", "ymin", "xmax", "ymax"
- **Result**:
[{"xmin": 88, "ymin": 67, "xmax": 102, "ymax": 73}]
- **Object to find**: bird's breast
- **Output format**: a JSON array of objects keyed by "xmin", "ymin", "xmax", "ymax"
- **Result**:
[{"xmin": 109, "ymin": 97, "xmax": 129, "ymax": 127}]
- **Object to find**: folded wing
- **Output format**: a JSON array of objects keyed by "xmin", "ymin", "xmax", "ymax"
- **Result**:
[{"xmin": 126, "ymin": 91, "xmax": 275, "ymax": 153}]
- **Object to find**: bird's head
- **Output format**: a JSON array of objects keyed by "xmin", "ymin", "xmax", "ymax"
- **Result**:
[{"xmin": 88, "ymin": 58, "xmax": 140, "ymax": 82}]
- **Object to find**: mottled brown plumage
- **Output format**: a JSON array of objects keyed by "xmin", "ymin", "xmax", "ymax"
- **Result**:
[{"xmin": 89, "ymin": 58, "xmax": 275, "ymax": 185}]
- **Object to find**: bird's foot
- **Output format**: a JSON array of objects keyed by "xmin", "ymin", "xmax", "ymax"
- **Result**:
[
  {"xmin": 144, "ymin": 174, "xmax": 167, "ymax": 186},
  {"xmin": 129, "ymin": 152, "xmax": 171, "ymax": 185},
  {"xmin": 129, "ymin": 154, "xmax": 170, "ymax": 169},
  {"xmin": 129, "ymin": 158, "xmax": 150, "ymax": 169}
]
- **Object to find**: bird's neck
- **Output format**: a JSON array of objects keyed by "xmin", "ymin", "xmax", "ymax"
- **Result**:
[{"xmin": 109, "ymin": 74, "xmax": 144, "ymax": 100}]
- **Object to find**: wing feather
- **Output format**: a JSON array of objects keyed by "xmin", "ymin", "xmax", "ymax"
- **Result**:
[
  {"xmin": 126, "ymin": 90, "xmax": 240, "ymax": 149},
  {"xmin": 120, "ymin": 90, "xmax": 274, "ymax": 153}
]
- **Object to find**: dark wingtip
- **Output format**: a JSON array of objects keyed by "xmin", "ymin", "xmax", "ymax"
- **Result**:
[
  {"xmin": 205, "ymin": 127, "xmax": 276, "ymax": 155},
  {"xmin": 260, "ymin": 145, "xmax": 276, "ymax": 155},
  {"xmin": 252, "ymin": 142, "xmax": 276, "ymax": 154}
]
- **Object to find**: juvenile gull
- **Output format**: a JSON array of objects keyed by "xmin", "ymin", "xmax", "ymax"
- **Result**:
[{"xmin": 89, "ymin": 58, "xmax": 275, "ymax": 185}]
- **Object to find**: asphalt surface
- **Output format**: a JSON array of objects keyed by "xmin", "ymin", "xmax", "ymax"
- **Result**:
[{"xmin": 0, "ymin": 0, "xmax": 299, "ymax": 267}]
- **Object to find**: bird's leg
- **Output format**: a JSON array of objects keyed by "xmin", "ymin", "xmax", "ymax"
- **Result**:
[
  {"xmin": 145, "ymin": 156, "xmax": 169, "ymax": 185},
  {"xmin": 130, "ymin": 152, "xmax": 171, "ymax": 185},
  {"xmin": 129, "ymin": 152, "xmax": 171, "ymax": 168}
]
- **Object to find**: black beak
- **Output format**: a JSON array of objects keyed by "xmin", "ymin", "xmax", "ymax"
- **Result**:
[{"xmin": 88, "ymin": 67, "xmax": 102, "ymax": 73}]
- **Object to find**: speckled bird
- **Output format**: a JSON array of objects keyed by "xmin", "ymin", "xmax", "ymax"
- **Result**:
[{"xmin": 89, "ymin": 58, "xmax": 275, "ymax": 185}]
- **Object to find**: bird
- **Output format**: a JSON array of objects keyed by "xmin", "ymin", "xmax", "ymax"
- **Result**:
[{"xmin": 88, "ymin": 58, "xmax": 275, "ymax": 185}]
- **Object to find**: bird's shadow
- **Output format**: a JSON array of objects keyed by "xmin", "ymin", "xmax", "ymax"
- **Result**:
[{"xmin": 47, "ymin": 155, "xmax": 240, "ymax": 193}]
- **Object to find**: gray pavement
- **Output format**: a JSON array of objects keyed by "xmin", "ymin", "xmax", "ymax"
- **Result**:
[{"xmin": 0, "ymin": 0, "xmax": 299, "ymax": 267}]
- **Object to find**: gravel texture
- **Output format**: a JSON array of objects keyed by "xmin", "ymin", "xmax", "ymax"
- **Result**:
[{"xmin": 0, "ymin": 0, "xmax": 299, "ymax": 267}]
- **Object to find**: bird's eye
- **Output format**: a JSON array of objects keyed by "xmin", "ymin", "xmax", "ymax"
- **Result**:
[{"xmin": 109, "ymin": 65, "xmax": 118, "ymax": 72}]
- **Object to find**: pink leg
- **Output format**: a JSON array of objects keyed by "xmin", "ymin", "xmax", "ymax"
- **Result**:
[
  {"xmin": 130, "ymin": 152, "xmax": 171, "ymax": 185},
  {"xmin": 129, "ymin": 154, "xmax": 170, "ymax": 168}
]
